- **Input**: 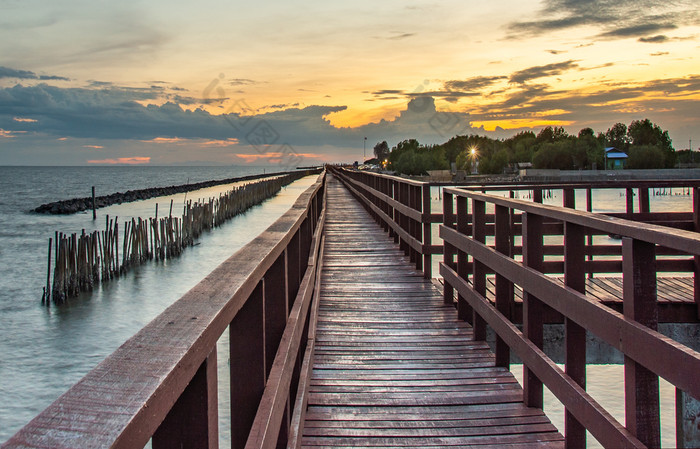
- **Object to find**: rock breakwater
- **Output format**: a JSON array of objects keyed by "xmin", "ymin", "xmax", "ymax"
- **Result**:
[{"xmin": 34, "ymin": 169, "xmax": 320, "ymax": 214}]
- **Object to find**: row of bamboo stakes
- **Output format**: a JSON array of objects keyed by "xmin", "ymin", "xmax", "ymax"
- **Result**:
[{"xmin": 43, "ymin": 173, "xmax": 307, "ymax": 304}]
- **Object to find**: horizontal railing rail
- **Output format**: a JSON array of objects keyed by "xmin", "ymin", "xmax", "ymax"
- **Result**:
[
  {"xmin": 440, "ymin": 187, "xmax": 700, "ymax": 448},
  {"xmin": 459, "ymin": 180, "xmax": 700, "ymax": 225},
  {"xmin": 330, "ymin": 167, "xmax": 438, "ymax": 278},
  {"xmin": 3, "ymin": 171, "xmax": 327, "ymax": 449},
  {"xmin": 330, "ymin": 168, "xmax": 700, "ymax": 284}
]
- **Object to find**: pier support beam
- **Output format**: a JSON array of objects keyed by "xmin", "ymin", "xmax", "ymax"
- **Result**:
[{"xmin": 622, "ymin": 238, "xmax": 660, "ymax": 448}]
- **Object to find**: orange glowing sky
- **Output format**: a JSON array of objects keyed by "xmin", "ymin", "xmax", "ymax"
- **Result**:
[{"xmin": 1, "ymin": 0, "xmax": 699, "ymax": 165}]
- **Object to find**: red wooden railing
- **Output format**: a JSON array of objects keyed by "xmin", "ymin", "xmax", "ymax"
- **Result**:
[
  {"xmin": 330, "ymin": 167, "xmax": 441, "ymax": 278},
  {"xmin": 2, "ymin": 171, "xmax": 327, "ymax": 449},
  {"xmin": 439, "ymin": 188, "xmax": 700, "ymax": 448},
  {"xmin": 334, "ymin": 167, "xmax": 700, "ymax": 314}
]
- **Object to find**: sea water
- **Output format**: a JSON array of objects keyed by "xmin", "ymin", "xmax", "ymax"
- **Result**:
[{"xmin": 0, "ymin": 165, "xmax": 317, "ymax": 443}]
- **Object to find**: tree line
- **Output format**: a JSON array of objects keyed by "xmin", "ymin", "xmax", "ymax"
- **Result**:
[{"xmin": 371, "ymin": 119, "xmax": 676, "ymax": 176}]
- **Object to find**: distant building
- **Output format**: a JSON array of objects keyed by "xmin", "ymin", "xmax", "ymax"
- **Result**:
[{"xmin": 604, "ymin": 147, "xmax": 628, "ymax": 170}]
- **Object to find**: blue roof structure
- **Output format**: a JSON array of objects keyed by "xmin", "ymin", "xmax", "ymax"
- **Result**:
[{"xmin": 604, "ymin": 147, "xmax": 628, "ymax": 159}]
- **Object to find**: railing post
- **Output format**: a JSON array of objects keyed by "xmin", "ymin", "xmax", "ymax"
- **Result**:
[
  {"xmin": 471, "ymin": 198, "xmax": 487, "ymax": 341},
  {"xmin": 230, "ymin": 281, "xmax": 266, "ymax": 449},
  {"xmin": 586, "ymin": 188, "xmax": 593, "ymax": 279},
  {"xmin": 626, "ymin": 187, "xmax": 634, "ymax": 215},
  {"xmin": 456, "ymin": 196, "xmax": 473, "ymax": 323},
  {"xmin": 563, "ymin": 188, "xmax": 575, "ymax": 209},
  {"xmin": 533, "ymin": 188, "xmax": 543, "ymax": 203},
  {"xmin": 494, "ymin": 204, "xmax": 513, "ymax": 368},
  {"xmin": 422, "ymin": 184, "xmax": 432, "ymax": 279},
  {"xmin": 522, "ymin": 211, "xmax": 544, "ymax": 409},
  {"xmin": 694, "ymin": 187, "xmax": 700, "ymax": 319},
  {"xmin": 265, "ymin": 253, "xmax": 288, "ymax": 376},
  {"xmin": 412, "ymin": 185, "xmax": 422, "ymax": 271},
  {"xmin": 300, "ymin": 217, "xmax": 312, "ymax": 274},
  {"xmin": 564, "ymin": 222, "xmax": 587, "ymax": 449},
  {"xmin": 153, "ymin": 349, "xmax": 219, "ymax": 449},
  {"xmin": 400, "ymin": 183, "xmax": 409, "ymax": 254},
  {"xmin": 443, "ymin": 191, "xmax": 455, "ymax": 305},
  {"xmin": 638, "ymin": 187, "xmax": 650, "ymax": 214},
  {"xmin": 287, "ymin": 232, "xmax": 301, "ymax": 307},
  {"xmin": 384, "ymin": 177, "xmax": 391, "ymax": 234},
  {"xmin": 622, "ymin": 237, "xmax": 660, "ymax": 448},
  {"xmin": 390, "ymin": 180, "xmax": 398, "ymax": 242}
]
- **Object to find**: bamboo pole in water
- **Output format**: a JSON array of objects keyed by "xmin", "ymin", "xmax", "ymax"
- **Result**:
[
  {"xmin": 44, "ymin": 171, "xmax": 313, "ymax": 303},
  {"xmin": 44, "ymin": 237, "xmax": 52, "ymax": 305}
]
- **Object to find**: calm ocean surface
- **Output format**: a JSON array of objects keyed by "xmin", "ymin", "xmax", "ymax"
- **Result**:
[
  {"xmin": 0, "ymin": 165, "xmax": 319, "ymax": 444},
  {"xmin": 0, "ymin": 168, "xmax": 691, "ymax": 446}
]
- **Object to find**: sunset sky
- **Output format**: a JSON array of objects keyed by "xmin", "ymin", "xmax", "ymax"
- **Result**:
[{"xmin": 1, "ymin": 0, "xmax": 699, "ymax": 166}]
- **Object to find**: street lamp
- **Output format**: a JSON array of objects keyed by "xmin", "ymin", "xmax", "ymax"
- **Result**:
[
  {"xmin": 469, "ymin": 146, "xmax": 478, "ymax": 174},
  {"xmin": 363, "ymin": 137, "xmax": 367, "ymax": 162}
]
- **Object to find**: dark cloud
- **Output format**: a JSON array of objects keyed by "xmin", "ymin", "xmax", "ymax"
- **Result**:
[
  {"xmin": 598, "ymin": 23, "xmax": 677, "ymax": 39},
  {"xmin": 444, "ymin": 76, "xmax": 507, "ymax": 91},
  {"xmin": 509, "ymin": 60, "xmax": 579, "ymax": 84},
  {"xmin": 507, "ymin": 0, "xmax": 698, "ymax": 41},
  {"xmin": 228, "ymin": 78, "xmax": 258, "ymax": 86},
  {"xmin": 0, "ymin": 66, "xmax": 69, "ymax": 81},
  {"xmin": 88, "ymin": 81, "xmax": 114, "ymax": 87},
  {"xmin": 0, "ymin": 67, "xmax": 39, "ymax": 79},
  {"xmin": 387, "ymin": 33, "xmax": 415, "ymax": 40},
  {"xmin": 170, "ymin": 95, "xmax": 202, "ymax": 105},
  {"xmin": 0, "ymin": 83, "xmax": 479, "ymax": 151},
  {"xmin": 639, "ymin": 35, "xmax": 670, "ymax": 43},
  {"xmin": 462, "ymin": 75, "xmax": 700, "ymax": 140},
  {"xmin": 372, "ymin": 89, "xmax": 405, "ymax": 96},
  {"xmin": 374, "ymin": 32, "xmax": 416, "ymax": 40},
  {"xmin": 408, "ymin": 90, "xmax": 481, "ymax": 99}
]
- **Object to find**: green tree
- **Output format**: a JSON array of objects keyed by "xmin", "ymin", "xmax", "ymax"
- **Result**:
[
  {"xmin": 578, "ymin": 127, "xmax": 595, "ymax": 139},
  {"xmin": 373, "ymin": 141, "xmax": 390, "ymax": 161},
  {"xmin": 536, "ymin": 126, "xmax": 568, "ymax": 144},
  {"xmin": 388, "ymin": 140, "xmax": 448, "ymax": 175},
  {"xmin": 480, "ymin": 148, "xmax": 510, "ymax": 174},
  {"xmin": 627, "ymin": 119, "xmax": 675, "ymax": 167},
  {"xmin": 388, "ymin": 139, "xmax": 420, "ymax": 165},
  {"xmin": 533, "ymin": 141, "xmax": 576, "ymax": 169},
  {"xmin": 576, "ymin": 129, "xmax": 603, "ymax": 169},
  {"xmin": 626, "ymin": 145, "xmax": 666, "ymax": 169},
  {"xmin": 605, "ymin": 123, "xmax": 630, "ymax": 150}
]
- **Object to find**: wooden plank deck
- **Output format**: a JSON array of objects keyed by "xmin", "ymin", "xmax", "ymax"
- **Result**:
[
  {"xmin": 468, "ymin": 275, "xmax": 696, "ymax": 323},
  {"xmin": 301, "ymin": 176, "xmax": 564, "ymax": 448}
]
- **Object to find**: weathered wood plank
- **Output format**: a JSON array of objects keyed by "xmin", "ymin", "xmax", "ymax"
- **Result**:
[{"xmin": 300, "ymin": 175, "xmax": 563, "ymax": 448}]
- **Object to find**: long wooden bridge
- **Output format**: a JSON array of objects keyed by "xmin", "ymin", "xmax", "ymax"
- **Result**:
[{"xmin": 3, "ymin": 168, "xmax": 700, "ymax": 448}]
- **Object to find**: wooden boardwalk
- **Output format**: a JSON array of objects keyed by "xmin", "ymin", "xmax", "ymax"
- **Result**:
[{"xmin": 301, "ymin": 176, "xmax": 564, "ymax": 448}]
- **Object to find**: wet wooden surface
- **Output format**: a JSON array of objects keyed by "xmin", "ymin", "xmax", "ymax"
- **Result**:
[{"xmin": 301, "ymin": 176, "xmax": 563, "ymax": 448}]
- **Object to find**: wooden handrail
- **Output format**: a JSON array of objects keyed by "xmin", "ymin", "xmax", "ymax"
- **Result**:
[
  {"xmin": 331, "ymin": 167, "xmax": 435, "ymax": 278},
  {"xmin": 3, "ymin": 171, "xmax": 327, "ymax": 449},
  {"xmin": 446, "ymin": 188, "xmax": 700, "ymax": 255},
  {"xmin": 440, "ymin": 189, "xmax": 700, "ymax": 448},
  {"xmin": 244, "ymin": 193, "xmax": 326, "ymax": 449}
]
